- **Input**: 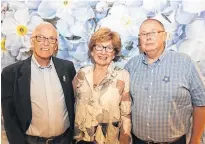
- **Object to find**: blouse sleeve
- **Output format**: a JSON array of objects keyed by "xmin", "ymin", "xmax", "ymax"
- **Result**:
[{"xmin": 119, "ymin": 70, "xmax": 132, "ymax": 144}]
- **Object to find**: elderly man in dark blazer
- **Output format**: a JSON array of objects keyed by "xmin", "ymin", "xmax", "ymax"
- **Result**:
[{"xmin": 1, "ymin": 22, "xmax": 76, "ymax": 144}]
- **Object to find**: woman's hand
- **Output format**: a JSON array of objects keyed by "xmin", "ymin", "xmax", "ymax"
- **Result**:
[{"xmin": 119, "ymin": 133, "xmax": 131, "ymax": 144}]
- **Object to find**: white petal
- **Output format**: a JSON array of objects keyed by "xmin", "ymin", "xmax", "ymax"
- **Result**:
[
  {"xmin": 153, "ymin": 13, "xmax": 178, "ymax": 33},
  {"xmin": 70, "ymin": 42, "xmax": 89, "ymax": 61},
  {"xmin": 56, "ymin": 11, "xmax": 74, "ymax": 25},
  {"xmin": 38, "ymin": 0, "xmax": 60, "ymax": 19},
  {"xmin": 162, "ymin": 5, "xmax": 176, "ymax": 15},
  {"xmin": 27, "ymin": 13, "xmax": 44, "ymax": 32},
  {"xmin": 200, "ymin": 11, "xmax": 205, "ymax": 19},
  {"xmin": 58, "ymin": 36, "xmax": 72, "ymax": 50},
  {"xmin": 124, "ymin": 0, "xmax": 143, "ymax": 7},
  {"xmin": 21, "ymin": 35, "xmax": 31, "ymax": 49},
  {"xmin": 128, "ymin": 7, "xmax": 147, "ymax": 24},
  {"xmin": 5, "ymin": 34, "xmax": 22, "ymax": 56},
  {"xmin": 70, "ymin": 22, "xmax": 88, "ymax": 39},
  {"xmin": 1, "ymin": 51, "xmax": 16, "ymax": 70},
  {"xmin": 71, "ymin": 3, "xmax": 95, "ymax": 22},
  {"xmin": 86, "ymin": 0, "xmax": 99, "ymax": 7},
  {"xmin": 182, "ymin": 0, "xmax": 205, "ymax": 13},
  {"xmin": 16, "ymin": 50, "xmax": 31, "ymax": 60},
  {"xmin": 8, "ymin": 1, "xmax": 26, "ymax": 10},
  {"xmin": 185, "ymin": 19, "xmax": 205, "ymax": 39},
  {"xmin": 143, "ymin": 0, "xmax": 168, "ymax": 12},
  {"xmin": 106, "ymin": 0, "xmax": 118, "ymax": 3},
  {"xmin": 175, "ymin": 7, "xmax": 198, "ymax": 24},
  {"xmin": 95, "ymin": 11, "xmax": 107, "ymax": 21},
  {"xmin": 96, "ymin": 1, "xmax": 109, "ymax": 13},
  {"xmin": 1, "ymin": 18, "xmax": 17, "ymax": 35},
  {"xmin": 169, "ymin": 0, "xmax": 182, "ymax": 6},
  {"xmin": 14, "ymin": 8, "xmax": 29, "ymax": 25},
  {"xmin": 56, "ymin": 49, "xmax": 70, "ymax": 60},
  {"xmin": 178, "ymin": 39, "xmax": 205, "ymax": 61},
  {"xmin": 56, "ymin": 19, "xmax": 72, "ymax": 37},
  {"xmin": 109, "ymin": 4, "xmax": 125, "ymax": 18},
  {"xmin": 27, "ymin": 0, "xmax": 41, "ymax": 10}
]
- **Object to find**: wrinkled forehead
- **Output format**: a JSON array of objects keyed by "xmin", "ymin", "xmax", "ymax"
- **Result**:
[
  {"xmin": 32, "ymin": 23, "xmax": 57, "ymax": 37},
  {"xmin": 140, "ymin": 20, "xmax": 165, "ymax": 32}
]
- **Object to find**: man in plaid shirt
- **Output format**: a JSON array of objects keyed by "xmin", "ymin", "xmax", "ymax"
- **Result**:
[{"xmin": 125, "ymin": 19, "xmax": 205, "ymax": 144}]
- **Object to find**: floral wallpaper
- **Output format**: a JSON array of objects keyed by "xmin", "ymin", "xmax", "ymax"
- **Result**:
[
  {"xmin": 1, "ymin": 0, "xmax": 205, "ymax": 74},
  {"xmin": 1, "ymin": 0, "xmax": 205, "ymax": 143}
]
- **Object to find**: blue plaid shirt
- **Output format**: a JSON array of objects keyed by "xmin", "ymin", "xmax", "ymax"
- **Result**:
[{"xmin": 125, "ymin": 50, "xmax": 205, "ymax": 142}]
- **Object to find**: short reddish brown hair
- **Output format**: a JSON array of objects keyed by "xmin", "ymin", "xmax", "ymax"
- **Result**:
[{"xmin": 88, "ymin": 27, "xmax": 121, "ymax": 61}]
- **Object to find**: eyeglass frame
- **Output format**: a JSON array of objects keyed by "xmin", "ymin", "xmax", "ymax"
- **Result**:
[
  {"xmin": 32, "ymin": 35, "xmax": 58, "ymax": 44},
  {"xmin": 138, "ymin": 31, "xmax": 165, "ymax": 38},
  {"xmin": 94, "ymin": 44, "xmax": 115, "ymax": 53}
]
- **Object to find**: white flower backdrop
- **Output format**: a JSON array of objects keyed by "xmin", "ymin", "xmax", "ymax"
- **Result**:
[{"xmin": 1, "ymin": 0, "xmax": 205, "ymax": 143}]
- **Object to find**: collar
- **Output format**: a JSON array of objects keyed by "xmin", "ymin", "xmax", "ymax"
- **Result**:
[
  {"xmin": 142, "ymin": 50, "xmax": 167, "ymax": 65},
  {"xmin": 32, "ymin": 55, "xmax": 53, "ymax": 69}
]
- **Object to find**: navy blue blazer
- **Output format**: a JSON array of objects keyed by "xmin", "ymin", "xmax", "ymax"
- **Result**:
[{"xmin": 1, "ymin": 56, "xmax": 76, "ymax": 144}]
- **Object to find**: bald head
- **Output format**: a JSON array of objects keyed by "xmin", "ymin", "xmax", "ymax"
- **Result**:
[
  {"xmin": 32, "ymin": 22, "xmax": 57, "ymax": 37},
  {"xmin": 138, "ymin": 18, "xmax": 167, "ymax": 62},
  {"xmin": 140, "ymin": 19, "xmax": 165, "ymax": 32},
  {"xmin": 30, "ymin": 22, "xmax": 59, "ymax": 62}
]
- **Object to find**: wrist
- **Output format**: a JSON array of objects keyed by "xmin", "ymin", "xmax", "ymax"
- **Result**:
[{"xmin": 189, "ymin": 137, "xmax": 201, "ymax": 144}]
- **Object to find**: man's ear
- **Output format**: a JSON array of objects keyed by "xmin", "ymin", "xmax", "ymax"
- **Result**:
[
  {"xmin": 54, "ymin": 42, "xmax": 58, "ymax": 51},
  {"xmin": 30, "ymin": 37, "xmax": 34, "ymax": 51},
  {"xmin": 163, "ymin": 32, "xmax": 169, "ymax": 47},
  {"xmin": 164, "ymin": 32, "xmax": 169, "ymax": 41}
]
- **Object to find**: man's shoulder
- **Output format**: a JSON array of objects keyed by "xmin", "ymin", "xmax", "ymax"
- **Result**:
[
  {"xmin": 128, "ymin": 54, "xmax": 142, "ymax": 62},
  {"xmin": 2, "ymin": 58, "xmax": 30, "ymax": 74},
  {"xmin": 53, "ymin": 57, "xmax": 74, "ymax": 66},
  {"xmin": 125, "ymin": 54, "xmax": 142, "ymax": 68},
  {"xmin": 166, "ymin": 50, "xmax": 192, "ymax": 63}
]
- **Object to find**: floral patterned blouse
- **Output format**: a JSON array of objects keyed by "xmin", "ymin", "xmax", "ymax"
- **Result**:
[{"xmin": 73, "ymin": 63, "xmax": 131, "ymax": 144}]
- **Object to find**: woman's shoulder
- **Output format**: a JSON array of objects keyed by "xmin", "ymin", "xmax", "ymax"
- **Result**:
[
  {"xmin": 113, "ymin": 66, "xmax": 129, "ymax": 74},
  {"xmin": 78, "ymin": 65, "xmax": 93, "ymax": 73},
  {"xmin": 75, "ymin": 65, "xmax": 93, "ymax": 80},
  {"xmin": 113, "ymin": 66, "xmax": 130, "ymax": 79}
]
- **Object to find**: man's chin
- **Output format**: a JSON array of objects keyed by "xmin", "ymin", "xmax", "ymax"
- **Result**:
[
  {"xmin": 35, "ymin": 54, "xmax": 52, "ymax": 60},
  {"xmin": 145, "ymin": 49, "xmax": 157, "ymax": 54}
]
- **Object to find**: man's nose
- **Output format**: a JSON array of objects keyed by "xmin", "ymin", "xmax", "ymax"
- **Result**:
[
  {"xmin": 43, "ymin": 38, "xmax": 49, "ymax": 45},
  {"xmin": 146, "ymin": 33, "xmax": 152, "ymax": 40}
]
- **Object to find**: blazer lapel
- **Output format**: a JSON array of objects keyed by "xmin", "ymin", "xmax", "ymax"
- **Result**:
[
  {"xmin": 52, "ymin": 57, "xmax": 75, "ymax": 129},
  {"xmin": 52, "ymin": 57, "xmax": 69, "ymax": 96},
  {"xmin": 18, "ymin": 57, "xmax": 32, "ymax": 125}
]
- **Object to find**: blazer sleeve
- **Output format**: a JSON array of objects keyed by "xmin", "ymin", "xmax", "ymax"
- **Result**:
[
  {"xmin": 70, "ymin": 62, "xmax": 76, "ymax": 80},
  {"xmin": 1, "ymin": 68, "xmax": 26, "ymax": 144},
  {"xmin": 67, "ymin": 61, "xmax": 76, "ymax": 130}
]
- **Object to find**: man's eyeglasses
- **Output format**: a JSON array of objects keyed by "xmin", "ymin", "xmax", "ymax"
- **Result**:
[
  {"xmin": 95, "ymin": 45, "xmax": 114, "ymax": 53},
  {"xmin": 32, "ymin": 36, "xmax": 58, "ymax": 44},
  {"xmin": 139, "ymin": 31, "xmax": 164, "ymax": 38}
]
